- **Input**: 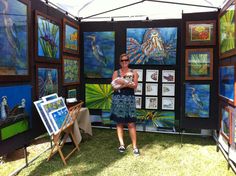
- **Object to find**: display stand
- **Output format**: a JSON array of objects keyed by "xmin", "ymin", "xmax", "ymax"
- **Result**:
[{"xmin": 47, "ymin": 102, "xmax": 83, "ymax": 165}]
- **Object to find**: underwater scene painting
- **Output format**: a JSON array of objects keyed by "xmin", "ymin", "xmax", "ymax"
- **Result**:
[
  {"xmin": 63, "ymin": 57, "xmax": 79, "ymax": 85},
  {"xmin": 65, "ymin": 24, "xmax": 78, "ymax": 52},
  {"xmin": 37, "ymin": 14, "xmax": 60, "ymax": 59},
  {"xmin": 84, "ymin": 32, "xmax": 115, "ymax": 78},
  {"xmin": 219, "ymin": 65, "xmax": 235, "ymax": 101},
  {"xmin": 185, "ymin": 84, "xmax": 210, "ymax": 118},
  {"xmin": 37, "ymin": 67, "xmax": 58, "ymax": 98},
  {"xmin": 221, "ymin": 107, "xmax": 230, "ymax": 140},
  {"xmin": 0, "ymin": 0, "xmax": 28, "ymax": 75},
  {"xmin": 126, "ymin": 27, "xmax": 177, "ymax": 65},
  {"xmin": 85, "ymin": 84, "xmax": 113, "ymax": 109}
]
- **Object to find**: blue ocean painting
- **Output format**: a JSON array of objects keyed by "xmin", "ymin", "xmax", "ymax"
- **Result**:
[
  {"xmin": 0, "ymin": 0, "xmax": 28, "ymax": 75},
  {"xmin": 219, "ymin": 66, "xmax": 234, "ymax": 101},
  {"xmin": 221, "ymin": 108, "xmax": 229, "ymax": 138},
  {"xmin": 101, "ymin": 110, "xmax": 116, "ymax": 125},
  {"xmin": 37, "ymin": 15, "xmax": 60, "ymax": 59},
  {"xmin": 84, "ymin": 31, "xmax": 115, "ymax": 78},
  {"xmin": 185, "ymin": 84, "xmax": 210, "ymax": 118},
  {"xmin": 37, "ymin": 67, "xmax": 58, "ymax": 98},
  {"xmin": 127, "ymin": 27, "xmax": 177, "ymax": 65},
  {"xmin": 50, "ymin": 107, "xmax": 69, "ymax": 129},
  {"xmin": 65, "ymin": 24, "xmax": 78, "ymax": 51}
]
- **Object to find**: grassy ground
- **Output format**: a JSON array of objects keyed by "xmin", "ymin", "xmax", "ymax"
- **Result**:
[{"xmin": 1, "ymin": 128, "xmax": 235, "ymax": 176}]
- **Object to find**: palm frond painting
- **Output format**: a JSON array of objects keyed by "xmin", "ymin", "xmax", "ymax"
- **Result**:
[
  {"xmin": 126, "ymin": 27, "xmax": 177, "ymax": 65},
  {"xmin": 85, "ymin": 84, "xmax": 113, "ymax": 109},
  {"xmin": 185, "ymin": 84, "xmax": 210, "ymax": 118},
  {"xmin": 84, "ymin": 31, "xmax": 115, "ymax": 78},
  {"xmin": 0, "ymin": 0, "xmax": 28, "ymax": 75}
]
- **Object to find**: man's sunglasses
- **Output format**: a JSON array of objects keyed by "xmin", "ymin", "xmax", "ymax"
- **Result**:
[{"xmin": 121, "ymin": 59, "xmax": 129, "ymax": 62}]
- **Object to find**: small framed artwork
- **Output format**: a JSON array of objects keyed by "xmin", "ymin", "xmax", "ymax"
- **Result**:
[
  {"xmin": 186, "ymin": 20, "xmax": 216, "ymax": 46},
  {"xmin": 146, "ymin": 69, "xmax": 159, "ymax": 82},
  {"xmin": 135, "ymin": 83, "xmax": 143, "ymax": 95},
  {"xmin": 219, "ymin": 0, "xmax": 236, "ymax": 59},
  {"xmin": 135, "ymin": 96, "xmax": 142, "ymax": 109},
  {"xmin": 63, "ymin": 18, "xmax": 79, "ymax": 54},
  {"xmin": 162, "ymin": 70, "xmax": 175, "ymax": 82},
  {"xmin": 136, "ymin": 69, "xmax": 143, "ymax": 82},
  {"xmin": 42, "ymin": 93, "xmax": 58, "ymax": 102},
  {"xmin": 185, "ymin": 48, "xmax": 213, "ymax": 80},
  {"xmin": 62, "ymin": 55, "xmax": 80, "ymax": 85},
  {"xmin": 162, "ymin": 97, "xmax": 175, "ymax": 110},
  {"xmin": 67, "ymin": 88, "xmax": 77, "ymax": 99},
  {"xmin": 162, "ymin": 84, "xmax": 175, "ymax": 96},
  {"xmin": 145, "ymin": 83, "xmax": 158, "ymax": 96},
  {"xmin": 35, "ymin": 10, "xmax": 60, "ymax": 63},
  {"xmin": 220, "ymin": 106, "xmax": 232, "ymax": 144},
  {"xmin": 219, "ymin": 64, "xmax": 236, "ymax": 106},
  {"xmin": 145, "ymin": 97, "xmax": 158, "ymax": 109}
]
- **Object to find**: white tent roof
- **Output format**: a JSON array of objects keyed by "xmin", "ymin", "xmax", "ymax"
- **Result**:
[{"xmin": 48, "ymin": 0, "xmax": 227, "ymax": 21}]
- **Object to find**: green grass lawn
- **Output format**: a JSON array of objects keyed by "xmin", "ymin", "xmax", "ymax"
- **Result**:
[{"xmin": 1, "ymin": 128, "xmax": 235, "ymax": 176}]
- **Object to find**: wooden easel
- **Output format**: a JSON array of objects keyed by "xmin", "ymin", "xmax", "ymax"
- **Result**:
[{"xmin": 47, "ymin": 101, "xmax": 83, "ymax": 165}]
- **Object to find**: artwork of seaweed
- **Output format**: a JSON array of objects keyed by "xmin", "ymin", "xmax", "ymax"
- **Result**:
[
  {"xmin": 126, "ymin": 27, "xmax": 177, "ymax": 65},
  {"xmin": 84, "ymin": 31, "xmax": 115, "ymax": 78},
  {"xmin": 63, "ymin": 56, "xmax": 80, "ymax": 85},
  {"xmin": 185, "ymin": 84, "xmax": 210, "ymax": 118},
  {"xmin": 85, "ymin": 84, "xmax": 113, "ymax": 109},
  {"xmin": 0, "ymin": 0, "xmax": 28, "ymax": 76},
  {"xmin": 37, "ymin": 12, "xmax": 60, "ymax": 59}
]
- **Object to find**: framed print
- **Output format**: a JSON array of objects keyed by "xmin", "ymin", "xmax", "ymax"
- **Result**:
[
  {"xmin": 145, "ymin": 97, "xmax": 158, "ymax": 109},
  {"xmin": 136, "ymin": 69, "xmax": 143, "ymax": 82},
  {"xmin": 185, "ymin": 84, "xmax": 210, "ymax": 118},
  {"xmin": 67, "ymin": 88, "xmax": 77, "ymax": 99},
  {"xmin": 0, "ymin": 0, "xmax": 30, "ymax": 81},
  {"xmin": 62, "ymin": 55, "xmax": 80, "ymax": 85},
  {"xmin": 219, "ymin": 64, "xmax": 236, "ymax": 106},
  {"xmin": 42, "ymin": 93, "xmax": 58, "ymax": 102},
  {"xmin": 162, "ymin": 70, "xmax": 175, "ymax": 82},
  {"xmin": 135, "ymin": 96, "xmax": 142, "ymax": 109},
  {"xmin": 162, "ymin": 97, "xmax": 175, "ymax": 110},
  {"xmin": 162, "ymin": 84, "xmax": 175, "ymax": 96},
  {"xmin": 146, "ymin": 70, "xmax": 159, "ymax": 82},
  {"xmin": 219, "ymin": 0, "xmax": 236, "ymax": 59},
  {"xmin": 185, "ymin": 48, "xmax": 213, "ymax": 80},
  {"xmin": 35, "ymin": 10, "xmax": 60, "ymax": 63},
  {"xmin": 186, "ymin": 20, "xmax": 216, "ymax": 46},
  {"xmin": 63, "ymin": 18, "xmax": 79, "ymax": 54},
  {"xmin": 36, "ymin": 64, "xmax": 59, "ymax": 98},
  {"xmin": 135, "ymin": 83, "xmax": 143, "ymax": 95},
  {"xmin": 145, "ymin": 83, "xmax": 158, "ymax": 96},
  {"xmin": 127, "ymin": 27, "xmax": 177, "ymax": 65},
  {"xmin": 84, "ymin": 31, "xmax": 115, "ymax": 78},
  {"xmin": 220, "ymin": 106, "xmax": 232, "ymax": 144}
]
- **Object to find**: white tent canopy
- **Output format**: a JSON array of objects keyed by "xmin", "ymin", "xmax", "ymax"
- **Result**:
[{"xmin": 48, "ymin": 0, "xmax": 227, "ymax": 21}]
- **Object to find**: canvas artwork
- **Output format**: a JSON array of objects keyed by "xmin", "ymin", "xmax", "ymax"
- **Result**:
[
  {"xmin": 145, "ymin": 97, "xmax": 158, "ymax": 109},
  {"xmin": 84, "ymin": 31, "xmax": 115, "ymax": 78},
  {"xmin": 101, "ymin": 110, "xmax": 116, "ymax": 125},
  {"xmin": 162, "ymin": 84, "xmax": 175, "ymax": 96},
  {"xmin": 136, "ymin": 69, "xmax": 143, "ymax": 82},
  {"xmin": 186, "ymin": 21, "xmax": 215, "ymax": 46},
  {"xmin": 185, "ymin": 84, "xmax": 210, "ymax": 118},
  {"xmin": 62, "ymin": 56, "xmax": 80, "ymax": 85},
  {"xmin": 162, "ymin": 97, "xmax": 175, "ymax": 110},
  {"xmin": 85, "ymin": 84, "xmax": 113, "ymax": 109},
  {"xmin": 146, "ymin": 70, "xmax": 159, "ymax": 82},
  {"xmin": 219, "ymin": 65, "xmax": 235, "ymax": 105},
  {"xmin": 135, "ymin": 96, "xmax": 142, "ymax": 109},
  {"xmin": 221, "ymin": 107, "xmax": 231, "ymax": 143},
  {"xmin": 42, "ymin": 93, "xmax": 58, "ymax": 102},
  {"xmin": 145, "ymin": 83, "xmax": 158, "ymax": 96},
  {"xmin": 127, "ymin": 27, "xmax": 177, "ymax": 65},
  {"xmin": 162, "ymin": 70, "xmax": 175, "ymax": 82},
  {"xmin": 0, "ymin": 0, "xmax": 29, "ymax": 76},
  {"xmin": 185, "ymin": 48, "xmax": 213, "ymax": 80},
  {"xmin": 135, "ymin": 83, "xmax": 143, "ymax": 95},
  {"xmin": 36, "ymin": 11, "xmax": 60, "ymax": 60},
  {"xmin": 37, "ymin": 66, "xmax": 58, "ymax": 98}
]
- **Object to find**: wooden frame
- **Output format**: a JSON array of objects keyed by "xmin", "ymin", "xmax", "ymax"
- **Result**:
[
  {"xmin": 219, "ymin": 0, "xmax": 236, "ymax": 59},
  {"xmin": 0, "ymin": 0, "xmax": 31, "ymax": 82},
  {"xmin": 62, "ymin": 55, "xmax": 80, "ymax": 85},
  {"xmin": 220, "ymin": 105, "xmax": 232, "ymax": 144},
  {"xmin": 62, "ymin": 18, "xmax": 79, "ymax": 54},
  {"xmin": 35, "ymin": 10, "xmax": 61, "ymax": 63},
  {"xmin": 185, "ymin": 48, "xmax": 213, "ymax": 80},
  {"xmin": 186, "ymin": 20, "xmax": 216, "ymax": 46}
]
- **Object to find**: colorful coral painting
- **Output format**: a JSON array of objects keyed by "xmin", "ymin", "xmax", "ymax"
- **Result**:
[
  {"xmin": 37, "ymin": 66, "xmax": 58, "ymax": 98},
  {"xmin": 221, "ymin": 107, "xmax": 231, "ymax": 142},
  {"xmin": 36, "ymin": 12, "xmax": 60, "ymax": 60},
  {"xmin": 185, "ymin": 48, "xmax": 213, "ymax": 80},
  {"xmin": 185, "ymin": 84, "xmax": 210, "ymax": 118},
  {"xmin": 126, "ymin": 27, "xmax": 177, "ymax": 65},
  {"xmin": 84, "ymin": 32, "xmax": 115, "ymax": 78},
  {"xmin": 219, "ymin": 3, "xmax": 235, "ymax": 57},
  {"xmin": 0, "ymin": 0, "xmax": 28, "ymax": 75},
  {"xmin": 85, "ymin": 84, "xmax": 113, "ymax": 109},
  {"xmin": 62, "ymin": 56, "xmax": 80, "ymax": 85}
]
